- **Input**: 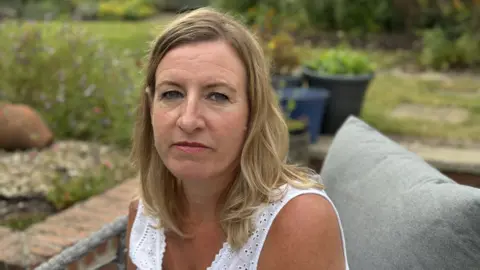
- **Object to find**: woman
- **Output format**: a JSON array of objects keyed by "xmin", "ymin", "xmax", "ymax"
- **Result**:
[{"xmin": 126, "ymin": 7, "xmax": 349, "ymax": 270}]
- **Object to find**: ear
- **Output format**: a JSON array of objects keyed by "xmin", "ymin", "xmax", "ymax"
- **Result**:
[{"xmin": 145, "ymin": 87, "xmax": 152, "ymax": 102}]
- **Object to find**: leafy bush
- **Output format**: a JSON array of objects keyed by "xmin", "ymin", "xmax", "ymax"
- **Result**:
[
  {"xmin": 419, "ymin": 1, "xmax": 480, "ymax": 70},
  {"xmin": 210, "ymin": 0, "xmax": 258, "ymax": 14},
  {"xmin": 0, "ymin": 213, "xmax": 49, "ymax": 231},
  {"xmin": 46, "ymin": 160, "xmax": 127, "ymax": 210},
  {"xmin": 263, "ymin": 32, "xmax": 301, "ymax": 76},
  {"xmin": 1, "ymin": 0, "xmax": 76, "ymax": 20},
  {"xmin": 245, "ymin": 3, "xmax": 303, "ymax": 76},
  {"xmin": 0, "ymin": 22, "xmax": 139, "ymax": 147},
  {"xmin": 305, "ymin": 47, "xmax": 376, "ymax": 76},
  {"xmin": 420, "ymin": 28, "xmax": 480, "ymax": 70},
  {"xmin": 1, "ymin": 0, "xmax": 158, "ymax": 20},
  {"xmin": 212, "ymin": 0, "xmax": 308, "ymax": 31},
  {"xmin": 300, "ymin": 0, "xmax": 402, "ymax": 33}
]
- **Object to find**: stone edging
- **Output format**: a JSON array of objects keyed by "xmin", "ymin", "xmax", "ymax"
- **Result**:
[{"xmin": 309, "ymin": 136, "xmax": 480, "ymax": 175}]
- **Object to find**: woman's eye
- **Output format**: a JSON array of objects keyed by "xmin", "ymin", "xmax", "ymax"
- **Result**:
[
  {"xmin": 208, "ymin": 92, "xmax": 229, "ymax": 102},
  {"xmin": 161, "ymin": 90, "xmax": 183, "ymax": 100}
]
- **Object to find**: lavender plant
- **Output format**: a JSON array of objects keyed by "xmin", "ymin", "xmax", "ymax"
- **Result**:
[{"xmin": 0, "ymin": 22, "xmax": 139, "ymax": 147}]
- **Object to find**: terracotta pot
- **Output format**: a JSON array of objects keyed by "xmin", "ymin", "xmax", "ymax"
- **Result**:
[{"xmin": 0, "ymin": 103, "xmax": 54, "ymax": 150}]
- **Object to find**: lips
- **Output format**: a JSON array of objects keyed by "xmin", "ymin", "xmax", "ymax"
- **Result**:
[
  {"xmin": 173, "ymin": 141, "xmax": 208, "ymax": 148},
  {"xmin": 173, "ymin": 141, "xmax": 209, "ymax": 153}
]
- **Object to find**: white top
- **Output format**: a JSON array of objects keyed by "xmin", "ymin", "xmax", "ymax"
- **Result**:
[{"xmin": 129, "ymin": 183, "xmax": 350, "ymax": 270}]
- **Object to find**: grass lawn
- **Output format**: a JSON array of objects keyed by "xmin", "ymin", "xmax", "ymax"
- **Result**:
[
  {"xmin": 363, "ymin": 72, "xmax": 480, "ymax": 141},
  {"xmin": 68, "ymin": 16, "xmax": 176, "ymax": 58},
  {"xmin": 3, "ymin": 16, "xmax": 480, "ymax": 142}
]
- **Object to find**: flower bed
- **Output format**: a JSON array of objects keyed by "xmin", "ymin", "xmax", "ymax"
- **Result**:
[{"xmin": 0, "ymin": 140, "xmax": 136, "ymax": 230}]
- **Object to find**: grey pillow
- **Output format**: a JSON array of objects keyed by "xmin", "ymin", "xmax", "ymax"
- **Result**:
[{"xmin": 320, "ymin": 116, "xmax": 480, "ymax": 270}]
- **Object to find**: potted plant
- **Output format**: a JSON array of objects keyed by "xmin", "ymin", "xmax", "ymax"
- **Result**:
[
  {"xmin": 281, "ymin": 97, "xmax": 310, "ymax": 166},
  {"xmin": 247, "ymin": 4, "xmax": 304, "ymax": 89},
  {"xmin": 278, "ymin": 87, "xmax": 329, "ymax": 144},
  {"xmin": 264, "ymin": 32, "xmax": 304, "ymax": 89},
  {"xmin": 302, "ymin": 47, "xmax": 376, "ymax": 135}
]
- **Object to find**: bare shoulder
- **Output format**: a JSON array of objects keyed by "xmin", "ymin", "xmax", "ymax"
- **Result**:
[{"xmin": 258, "ymin": 193, "xmax": 346, "ymax": 270}]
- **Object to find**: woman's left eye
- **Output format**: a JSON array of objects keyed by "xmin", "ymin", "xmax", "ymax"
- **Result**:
[{"xmin": 207, "ymin": 92, "xmax": 229, "ymax": 102}]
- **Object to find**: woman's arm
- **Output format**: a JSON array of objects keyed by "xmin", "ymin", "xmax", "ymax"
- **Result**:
[
  {"xmin": 258, "ymin": 194, "xmax": 346, "ymax": 270},
  {"xmin": 126, "ymin": 200, "xmax": 139, "ymax": 270}
]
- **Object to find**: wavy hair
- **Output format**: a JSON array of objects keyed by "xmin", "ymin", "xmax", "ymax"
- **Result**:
[{"xmin": 131, "ymin": 7, "xmax": 323, "ymax": 250}]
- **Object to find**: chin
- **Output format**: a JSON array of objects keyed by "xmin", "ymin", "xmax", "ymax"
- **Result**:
[{"xmin": 165, "ymin": 160, "xmax": 212, "ymax": 181}]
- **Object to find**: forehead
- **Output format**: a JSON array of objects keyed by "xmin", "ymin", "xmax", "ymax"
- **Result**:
[{"xmin": 155, "ymin": 40, "xmax": 247, "ymax": 87}]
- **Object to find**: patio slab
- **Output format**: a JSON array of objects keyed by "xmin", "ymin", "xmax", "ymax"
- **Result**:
[{"xmin": 309, "ymin": 136, "xmax": 480, "ymax": 175}]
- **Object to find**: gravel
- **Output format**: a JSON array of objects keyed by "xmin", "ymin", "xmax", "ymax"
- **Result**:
[
  {"xmin": 0, "ymin": 140, "xmax": 135, "ymax": 198},
  {"xmin": 0, "ymin": 140, "xmax": 136, "ymax": 226}
]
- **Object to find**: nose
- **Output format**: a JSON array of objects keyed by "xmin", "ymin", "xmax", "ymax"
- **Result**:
[{"xmin": 176, "ymin": 95, "xmax": 205, "ymax": 133}]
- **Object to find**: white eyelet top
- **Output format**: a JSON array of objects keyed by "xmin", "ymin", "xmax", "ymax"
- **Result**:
[{"xmin": 129, "ymin": 183, "xmax": 350, "ymax": 269}]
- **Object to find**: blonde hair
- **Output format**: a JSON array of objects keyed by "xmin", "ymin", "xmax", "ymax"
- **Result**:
[{"xmin": 131, "ymin": 7, "xmax": 323, "ymax": 250}]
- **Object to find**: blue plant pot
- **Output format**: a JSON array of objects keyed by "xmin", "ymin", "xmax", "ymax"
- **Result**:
[
  {"xmin": 272, "ymin": 74, "xmax": 303, "ymax": 90},
  {"xmin": 279, "ymin": 87, "xmax": 330, "ymax": 143},
  {"xmin": 302, "ymin": 67, "xmax": 374, "ymax": 135}
]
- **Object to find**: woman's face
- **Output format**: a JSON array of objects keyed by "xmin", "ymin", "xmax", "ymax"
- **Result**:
[{"xmin": 151, "ymin": 40, "xmax": 249, "ymax": 183}]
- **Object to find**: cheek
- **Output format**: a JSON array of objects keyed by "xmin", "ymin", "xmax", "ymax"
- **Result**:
[
  {"xmin": 151, "ymin": 106, "xmax": 177, "ymax": 135},
  {"xmin": 215, "ymin": 110, "xmax": 248, "ymax": 145}
]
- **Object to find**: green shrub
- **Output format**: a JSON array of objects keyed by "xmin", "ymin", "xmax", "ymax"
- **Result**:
[
  {"xmin": 300, "ymin": 0, "xmax": 403, "ymax": 33},
  {"xmin": 0, "ymin": 213, "xmax": 49, "ymax": 231},
  {"xmin": 212, "ymin": 0, "xmax": 308, "ymax": 32},
  {"xmin": 419, "ymin": 1, "xmax": 480, "ymax": 70},
  {"xmin": 305, "ymin": 47, "xmax": 376, "ymax": 76},
  {"xmin": 420, "ymin": 28, "xmax": 480, "ymax": 70},
  {"xmin": 0, "ymin": 22, "xmax": 139, "ymax": 147},
  {"xmin": 1, "ymin": 0, "xmax": 76, "ymax": 20},
  {"xmin": 210, "ymin": 0, "xmax": 258, "ymax": 14},
  {"xmin": 46, "ymin": 161, "xmax": 127, "ymax": 210},
  {"xmin": 3, "ymin": 0, "xmax": 158, "ymax": 20}
]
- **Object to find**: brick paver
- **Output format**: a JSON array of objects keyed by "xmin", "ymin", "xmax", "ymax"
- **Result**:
[{"xmin": 0, "ymin": 178, "xmax": 138, "ymax": 268}]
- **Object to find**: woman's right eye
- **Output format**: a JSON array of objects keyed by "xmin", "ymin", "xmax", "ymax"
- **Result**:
[{"xmin": 160, "ymin": 90, "xmax": 183, "ymax": 100}]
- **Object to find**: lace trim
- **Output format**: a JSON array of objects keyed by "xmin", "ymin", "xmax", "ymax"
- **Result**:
[
  {"xmin": 130, "ymin": 202, "xmax": 162, "ymax": 269},
  {"xmin": 130, "ymin": 184, "xmax": 348, "ymax": 270},
  {"xmin": 207, "ymin": 242, "xmax": 231, "ymax": 270}
]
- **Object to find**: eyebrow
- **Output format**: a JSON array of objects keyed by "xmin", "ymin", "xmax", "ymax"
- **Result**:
[
  {"xmin": 154, "ymin": 80, "xmax": 237, "ymax": 93},
  {"xmin": 154, "ymin": 80, "xmax": 181, "ymax": 93},
  {"xmin": 204, "ymin": 82, "xmax": 237, "ymax": 93}
]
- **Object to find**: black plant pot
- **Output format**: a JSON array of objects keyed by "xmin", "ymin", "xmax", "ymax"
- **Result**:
[
  {"xmin": 271, "ymin": 74, "xmax": 303, "ymax": 90},
  {"xmin": 288, "ymin": 126, "xmax": 310, "ymax": 166},
  {"xmin": 303, "ymin": 67, "xmax": 374, "ymax": 135}
]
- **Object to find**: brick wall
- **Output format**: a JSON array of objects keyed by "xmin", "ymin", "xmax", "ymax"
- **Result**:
[
  {"xmin": 65, "ymin": 236, "xmax": 124, "ymax": 270},
  {"xmin": 0, "ymin": 179, "xmax": 137, "ymax": 270}
]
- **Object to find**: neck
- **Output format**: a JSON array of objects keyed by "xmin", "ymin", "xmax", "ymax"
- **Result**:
[{"xmin": 180, "ymin": 174, "xmax": 233, "ymax": 225}]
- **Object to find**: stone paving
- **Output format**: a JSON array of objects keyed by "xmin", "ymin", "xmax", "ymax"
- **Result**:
[
  {"xmin": 390, "ymin": 104, "xmax": 470, "ymax": 124},
  {"xmin": 309, "ymin": 136, "xmax": 480, "ymax": 175}
]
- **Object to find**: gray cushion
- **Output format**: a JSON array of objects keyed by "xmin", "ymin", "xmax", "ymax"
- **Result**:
[{"xmin": 320, "ymin": 116, "xmax": 480, "ymax": 270}]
